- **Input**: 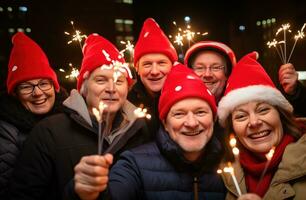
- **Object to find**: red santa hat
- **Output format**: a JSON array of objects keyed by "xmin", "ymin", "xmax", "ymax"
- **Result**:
[
  {"xmin": 218, "ymin": 51, "xmax": 293, "ymax": 127},
  {"xmin": 134, "ymin": 18, "xmax": 178, "ymax": 67},
  {"xmin": 77, "ymin": 33, "xmax": 133, "ymax": 91},
  {"xmin": 184, "ymin": 41, "xmax": 236, "ymax": 76},
  {"xmin": 7, "ymin": 32, "xmax": 60, "ymax": 94},
  {"xmin": 159, "ymin": 62, "xmax": 217, "ymax": 120}
]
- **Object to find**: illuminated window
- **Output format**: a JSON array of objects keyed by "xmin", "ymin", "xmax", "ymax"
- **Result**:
[
  {"xmin": 124, "ymin": 19, "xmax": 133, "ymax": 32},
  {"xmin": 115, "ymin": 19, "xmax": 124, "ymax": 32},
  {"xmin": 19, "ymin": 6, "xmax": 28, "ymax": 12},
  {"xmin": 115, "ymin": 19, "xmax": 133, "ymax": 32}
]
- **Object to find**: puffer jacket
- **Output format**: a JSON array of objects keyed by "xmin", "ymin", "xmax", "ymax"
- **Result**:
[
  {"xmin": 0, "ymin": 89, "xmax": 67, "ymax": 199},
  {"xmin": 9, "ymin": 89, "xmax": 150, "ymax": 200},
  {"xmin": 222, "ymin": 133, "xmax": 306, "ymax": 200},
  {"xmin": 106, "ymin": 127, "xmax": 226, "ymax": 200}
]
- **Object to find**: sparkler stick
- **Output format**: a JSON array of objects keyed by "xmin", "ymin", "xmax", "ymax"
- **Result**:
[
  {"xmin": 92, "ymin": 102, "xmax": 107, "ymax": 154},
  {"xmin": 218, "ymin": 162, "xmax": 242, "ymax": 196},
  {"xmin": 287, "ymin": 23, "xmax": 306, "ymax": 63},
  {"xmin": 255, "ymin": 147, "xmax": 275, "ymax": 193}
]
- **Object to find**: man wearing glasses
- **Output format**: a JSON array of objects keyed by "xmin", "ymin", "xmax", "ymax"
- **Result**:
[{"xmin": 184, "ymin": 41, "xmax": 236, "ymax": 103}]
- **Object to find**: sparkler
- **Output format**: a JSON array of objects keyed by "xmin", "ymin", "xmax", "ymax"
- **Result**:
[
  {"xmin": 267, "ymin": 23, "xmax": 305, "ymax": 64},
  {"xmin": 169, "ymin": 20, "xmax": 208, "ymax": 55},
  {"xmin": 64, "ymin": 21, "xmax": 87, "ymax": 50},
  {"xmin": 59, "ymin": 63, "xmax": 80, "ymax": 80},
  {"xmin": 217, "ymin": 162, "xmax": 242, "ymax": 196},
  {"xmin": 92, "ymin": 102, "xmax": 108, "ymax": 154},
  {"xmin": 120, "ymin": 40, "xmax": 134, "ymax": 63},
  {"xmin": 134, "ymin": 107, "xmax": 151, "ymax": 119},
  {"xmin": 255, "ymin": 146, "xmax": 275, "ymax": 193}
]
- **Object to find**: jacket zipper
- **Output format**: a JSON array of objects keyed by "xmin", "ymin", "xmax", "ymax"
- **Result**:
[{"xmin": 193, "ymin": 176, "xmax": 199, "ymax": 200}]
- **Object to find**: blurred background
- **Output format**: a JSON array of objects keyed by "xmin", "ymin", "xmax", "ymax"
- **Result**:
[{"xmin": 1, "ymin": 0, "xmax": 305, "ymax": 92}]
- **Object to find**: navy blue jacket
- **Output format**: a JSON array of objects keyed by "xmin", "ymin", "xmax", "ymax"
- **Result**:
[{"xmin": 106, "ymin": 127, "xmax": 226, "ymax": 200}]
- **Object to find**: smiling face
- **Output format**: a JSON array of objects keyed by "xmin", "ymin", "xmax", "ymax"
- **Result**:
[
  {"xmin": 191, "ymin": 51, "xmax": 227, "ymax": 101},
  {"xmin": 137, "ymin": 53, "xmax": 172, "ymax": 96},
  {"xmin": 16, "ymin": 78, "xmax": 55, "ymax": 115},
  {"xmin": 231, "ymin": 101, "xmax": 283, "ymax": 153},
  {"xmin": 163, "ymin": 98, "xmax": 214, "ymax": 161},
  {"xmin": 85, "ymin": 67, "xmax": 128, "ymax": 117}
]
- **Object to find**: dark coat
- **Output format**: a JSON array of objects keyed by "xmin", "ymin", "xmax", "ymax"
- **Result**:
[
  {"xmin": 9, "ymin": 90, "xmax": 151, "ymax": 200},
  {"xmin": 128, "ymin": 76, "xmax": 161, "ymax": 139},
  {"xmin": 0, "ymin": 89, "xmax": 67, "ymax": 199},
  {"xmin": 282, "ymin": 81, "xmax": 306, "ymax": 117},
  {"xmin": 106, "ymin": 127, "xmax": 226, "ymax": 200}
]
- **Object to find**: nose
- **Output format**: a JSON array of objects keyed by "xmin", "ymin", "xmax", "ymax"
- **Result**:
[
  {"xmin": 105, "ymin": 80, "xmax": 116, "ymax": 94},
  {"xmin": 202, "ymin": 67, "xmax": 213, "ymax": 77},
  {"xmin": 32, "ymin": 85, "xmax": 43, "ymax": 96},
  {"xmin": 150, "ymin": 63, "xmax": 160, "ymax": 75},
  {"xmin": 184, "ymin": 112, "xmax": 199, "ymax": 128},
  {"xmin": 248, "ymin": 113, "xmax": 262, "ymax": 128}
]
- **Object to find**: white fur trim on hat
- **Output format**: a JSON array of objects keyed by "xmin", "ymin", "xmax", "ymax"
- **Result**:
[{"xmin": 217, "ymin": 85, "xmax": 293, "ymax": 127}]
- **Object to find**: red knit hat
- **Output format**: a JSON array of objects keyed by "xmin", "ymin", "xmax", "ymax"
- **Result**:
[
  {"xmin": 7, "ymin": 32, "xmax": 60, "ymax": 94},
  {"xmin": 218, "ymin": 52, "xmax": 293, "ymax": 127},
  {"xmin": 134, "ymin": 18, "xmax": 178, "ymax": 66},
  {"xmin": 184, "ymin": 41, "xmax": 236, "ymax": 76},
  {"xmin": 77, "ymin": 33, "xmax": 133, "ymax": 91},
  {"xmin": 159, "ymin": 62, "xmax": 217, "ymax": 120}
]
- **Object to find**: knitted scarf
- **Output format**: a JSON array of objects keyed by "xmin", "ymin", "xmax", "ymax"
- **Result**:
[{"xmin": 239, "ymin": 134, "xmax": 295, "ymax": 197}]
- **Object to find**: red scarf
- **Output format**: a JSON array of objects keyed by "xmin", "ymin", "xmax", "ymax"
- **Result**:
[{"xmin": 239, "ymin": 134, "xmax": 295, "ymax": 197}]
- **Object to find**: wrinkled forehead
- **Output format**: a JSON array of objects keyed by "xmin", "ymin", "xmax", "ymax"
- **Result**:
[{"xmin": 193, "ymin": 50, "xmax": 227, "ymax": 65}]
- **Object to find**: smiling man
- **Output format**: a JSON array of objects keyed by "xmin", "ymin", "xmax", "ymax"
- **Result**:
[
  {"xmin": 184, "ymin": 41, "xmax": 236, "ymax": 103},
  {"xmin": 9, "ymin": 33, "xmax": 151, "ymax": 200},
  {"xmin": 128, "ymin": 18, "xmax": 178, "ymax": 138},
  {"xmin": 73, "ymin": 63, "xmax": 227, "ymax": 200}
]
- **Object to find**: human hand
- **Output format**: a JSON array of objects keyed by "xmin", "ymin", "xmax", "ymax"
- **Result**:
[
  {"xmin": 278, "ymin": 63, "xmax": 298, "ymax": 95},
  {"xmin": 238, "ymin": 193, "xmax": 262, "ymax": 200},
  {"xmin": 74, "ymin": 154, "xmax": 113, "ymax": 200}
]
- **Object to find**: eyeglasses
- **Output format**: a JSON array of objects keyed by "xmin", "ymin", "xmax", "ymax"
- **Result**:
[
  {"xmin": 192, "ymin": 65, "xmax": 225, "ymax": 73},
  {"xmin": 17, "ymin": 80, "xmax": 53, "ymax": 95}
]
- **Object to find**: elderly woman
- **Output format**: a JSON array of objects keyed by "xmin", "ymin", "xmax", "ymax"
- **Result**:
[
  {"xmin": 217, "ymin": 52, "xmax": 305, "ymax": 200},
  {"xmin": 0, "ymin": 32, "xmax": 67, "ymax": 199}
]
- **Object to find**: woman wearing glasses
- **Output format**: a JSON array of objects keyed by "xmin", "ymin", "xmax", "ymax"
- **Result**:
[{"xmin": 0, "ymin": 32, "xmax": 67, "ymax": 199}]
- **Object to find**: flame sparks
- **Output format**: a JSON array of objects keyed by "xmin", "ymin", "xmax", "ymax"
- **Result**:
[
  {"xmin": 64, "ymin": 21, "xmax": 87, "ymax": 49},
  {"xmin": 134, "ymin": 107, "xmax": 151, "ymax": 119},
  {"xmin": 267, "ymin": 22, "xmax": 305, "ymax": 63},
  {"xmin": 59, "ymin": 63, "xmax": 80, "ymax": 80}
]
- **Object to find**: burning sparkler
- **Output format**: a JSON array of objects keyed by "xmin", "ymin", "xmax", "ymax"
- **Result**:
[
  {"xmin": 92, "ymin": 102, "xmax": 108, "ymax": 154},
  {"xmin": 255, "ymin": 146, "xmax": 275, "ymax": 193},
  {"xmin": 59, "ymin": 63, "xmax": 80, "ymax": 80},
  {"xmin": 120, "ymin": 40, "xmax": 134, "ymax": 63},
  {"xmin": 134, "ymin": 107, "xmax": 151, "ymax": 119},
  {"xmin": 267, "ymin": 23, "xmax": 305, "ymax": 64},
  {"xmin": 218, "ymin": 162, "xmax": 242, "ymax": 196},
  {"xmin": 169, "ymin": 20, "xmax": 208, "ymax": 55},
  {"xmin": 64, "ymin": 21, "xmax": 87, "ymax": 50}
]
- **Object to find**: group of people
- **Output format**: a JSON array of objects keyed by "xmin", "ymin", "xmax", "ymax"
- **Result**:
[{"xmin": 0, "ymin": 17, "xmax": 305, "ymax": 200}]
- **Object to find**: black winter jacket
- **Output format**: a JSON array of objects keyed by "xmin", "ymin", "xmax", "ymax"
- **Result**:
[
  {"xmin": 0, "ymin": 89, "xmax": 67, "ymax": 199},
  {"xmin": 128, "ymin": 76, "xmax": 161, "ymax": 139}
]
